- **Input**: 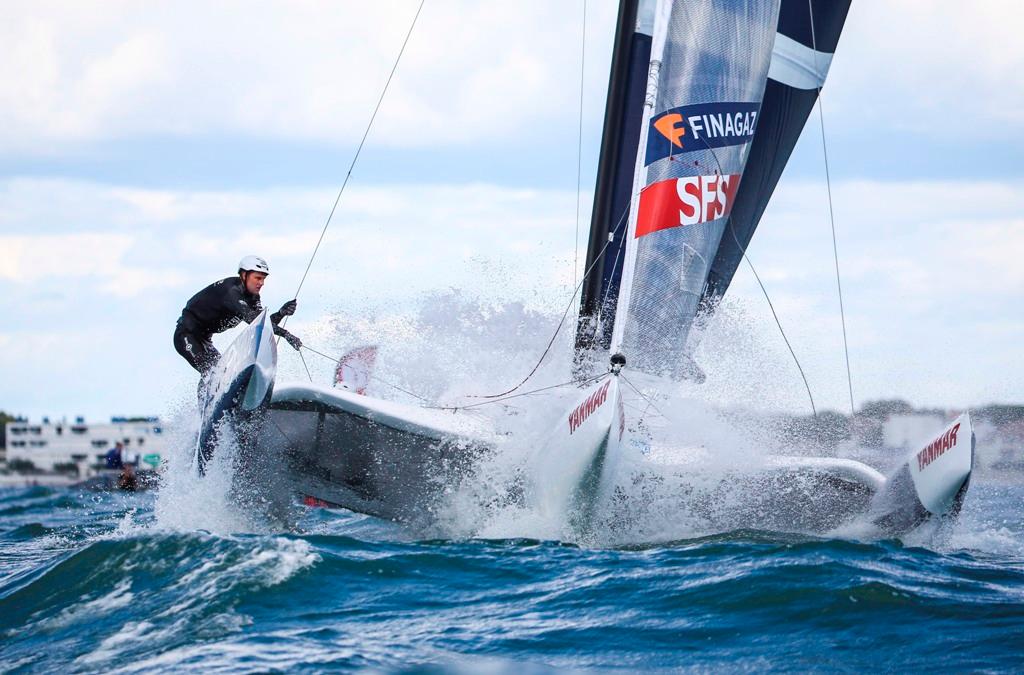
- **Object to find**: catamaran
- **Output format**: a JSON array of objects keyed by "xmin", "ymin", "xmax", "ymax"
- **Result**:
[{"xmin": 196, "ymin": 0, "xmax": 974, "ymax": 537}]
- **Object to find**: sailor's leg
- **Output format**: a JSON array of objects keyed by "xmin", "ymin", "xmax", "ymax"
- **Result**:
[
  {"xmin": 195, "ymin": 340, "xmax": 221, "ymax": 374},
  {"xmin": 195, "ymin": 340, "xmax": 221, "ymax": 394},
  {"xmin": 174, "ymin": 329, "xmax": 207, "ymax": 373}
]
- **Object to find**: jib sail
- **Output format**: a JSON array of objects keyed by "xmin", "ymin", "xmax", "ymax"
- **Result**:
[
  {"xmin": 609, "ymin": 0, "xmax": 781, "ymax": 379},
  {"xmin": 577, "ymin": 0, "xmax": 852, "ymax": 382}
]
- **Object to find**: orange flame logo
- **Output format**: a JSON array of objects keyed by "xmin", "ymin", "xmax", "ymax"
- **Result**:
[{"xmin": 653, "ymin": 113, "xmax": 686, "ymax": 148}]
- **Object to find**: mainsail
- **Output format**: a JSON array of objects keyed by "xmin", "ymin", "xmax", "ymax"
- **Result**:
[
  {"xmin": 576, "ymin": 0, "xmax": 852, "ymax": 381},
  {"xmin": 576, "ymin": 0, "xmax": 654, "ymax": 354}
]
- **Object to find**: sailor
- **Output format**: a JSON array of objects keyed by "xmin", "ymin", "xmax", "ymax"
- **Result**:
[
  {"xmin": 104, "ymin": 441, "xmax": 125, "ymax": 470},
  {"xmin": 173, "ymin": 255, "xmax": 303, "ymax": 374}
]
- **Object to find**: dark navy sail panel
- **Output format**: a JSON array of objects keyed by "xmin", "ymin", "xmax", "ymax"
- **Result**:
[
  {"xmin": 777, "ymin": 0, "xmax": 849, "ymax": 52},
  {"xmin": 576, "ymin": 0, "xmax": 653, "ymax": 353},
  {"xmin": 700, "ymin": 0, "xmax": 852, "ymax": 306}
]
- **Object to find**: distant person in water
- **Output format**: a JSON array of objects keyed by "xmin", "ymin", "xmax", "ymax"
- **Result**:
[
  {"xmin": 173, "ymin": 255, "xmax": 303, "ymax": 375},
  {"xmin": 104, "ymin": 441, "xmax": 124, "ymax": 470}
]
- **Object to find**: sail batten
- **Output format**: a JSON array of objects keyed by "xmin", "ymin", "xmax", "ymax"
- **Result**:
[{"xmin": 768, "ymin": 33, "xmax": 833, "ymax": 90}]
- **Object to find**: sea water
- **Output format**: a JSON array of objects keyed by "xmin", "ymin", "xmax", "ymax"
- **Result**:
[
  {"xmin": 2, "ymin": 481, "xmax": 1023, "ymax": 672},
  {"xmin": 4, "ymin": 294, "xmax": 1023, "ymax": 672}
]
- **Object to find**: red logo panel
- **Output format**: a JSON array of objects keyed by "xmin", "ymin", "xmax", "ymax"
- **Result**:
[{"xmin": 636, "ymin": 174, "xmax": 741, "ymax": 238}]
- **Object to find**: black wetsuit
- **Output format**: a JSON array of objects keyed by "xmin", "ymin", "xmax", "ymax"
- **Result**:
[{"xmin": 173, "ymin": 276, "xmax": 296, "ymax": 374}]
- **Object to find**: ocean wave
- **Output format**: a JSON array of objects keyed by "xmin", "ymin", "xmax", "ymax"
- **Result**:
[{"xmin": 1, "ymin": 484, "xmax": 1023, "ymax": 672}]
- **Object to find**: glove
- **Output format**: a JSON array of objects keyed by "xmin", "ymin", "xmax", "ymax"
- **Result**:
[
  {"xmin": 278, "ymin": 299, "xmax": 298, "ymax": 317},
  {"xmin": 284, "ymin": 333, "xmax": 302, "ymax": 351}
]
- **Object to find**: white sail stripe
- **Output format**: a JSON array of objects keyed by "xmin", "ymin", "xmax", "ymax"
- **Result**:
[
  {"xmin": 768, "ymin": 33, "xmax": 833, "ymax": 90},
  {"xmin": 636, "ymin": 0, "xmax": 657, "ymax": 36}
]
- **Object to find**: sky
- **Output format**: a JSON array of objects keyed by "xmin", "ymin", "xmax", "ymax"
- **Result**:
[{"xmin": 1, "ymin": 0, "xmax": 1021, "ymax": 422}]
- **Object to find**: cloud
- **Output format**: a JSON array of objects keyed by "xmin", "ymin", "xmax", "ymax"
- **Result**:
[
  {"xmin": 0, "ymin": 231, "xmax": 191, "ymax": 298},
  {"xmin": 829, "ymin": 0, "xmax": 1024, "ymax": 137},
  {"xmin": 723, "ymin": 176, "xmax": 1024, "ymax": 410},
  {"xmin": 1, "ymin": 0, "xmax": 1020, "ymax": 156},
  {"xmin": 1, "ymin": 173, "xmax": 1019, "ymax": 419},
  {"xmin": 0, "ymin": 177, "xmax": 583, "ymax": 305},
  {"xmin": 0, "ymin": 1, "xmax": 616, "ymax": 152},
  {"xmin": 0, "ymin": 232, "xmax": 132, "ymax": 282},
  {"xmin": 0, "ymin": 175, "xmax": 589, "ymax": 419},
  {"xmin": 755, "ymin": 178, "xmax": 1024, "ymax": 305}
]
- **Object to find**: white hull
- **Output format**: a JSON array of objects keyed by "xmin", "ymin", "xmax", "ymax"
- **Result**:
[
  {"xmin": 258, "ymin": 382, "xmax": 495, "ymax": 522},
  {"xmin": 195, "ymin": 310, "xmax": 277, "ymax": 473},
  {"xmin": 526, "ymin": 375, "xmax": 624, "ymax": 533},
  {"xmin": 250, "ymin": 375, "xmax": 973, "ymax": 538}
]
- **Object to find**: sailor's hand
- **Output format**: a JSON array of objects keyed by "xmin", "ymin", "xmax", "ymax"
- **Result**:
[
  {"xmin": 284, "ymin": 333, "xmax": 302, "ymax": 351},
  {"xmin": 278, "ymin": 299, "xmax": 298, "ymax": 317}
]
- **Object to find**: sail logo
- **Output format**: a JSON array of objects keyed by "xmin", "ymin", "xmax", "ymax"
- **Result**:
[
  {"xmin": 646, "ymin": 102, "xmax": 760, "ymax": 165},
  {"xmin": 635, "ymin": 174, "xmax": 741, "ymax": 238},
  {"xmin": 568, "ymin": 380, "xmax": 611, "ymax": 435},
  {"xmin": 653, "ymin": 114, "xmax": 687, "ymax": 148},
  {"xmin": 917, "ymin": 423, "xmax": 961, "ymax": 471}
]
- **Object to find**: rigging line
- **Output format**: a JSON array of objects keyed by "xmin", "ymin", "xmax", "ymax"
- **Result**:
[
  {"xmin": 808, "ymin": 0, "xmax": 855, "ymax": 417},
  {"xmin": 300, "ymin": 344, "xmax": 433, "ymax": 403},
  {"xmin": 300, "ymin": 326, "xmax": 606, "ymax": 409},
  {"xmin": 739, "ymin": 249, "xmax": 816, "ymax": 417},
  {"xmin": 623, "ymin": 396, "xmax": 660, "ymax": 427},
  {"xmin": 298, "ymin": 348, "xmax": 314, "ymax": 382},
  {"xmin": 433, "ymin": 373, "xmax": 606, "ymax": 411},
  {"xmin": 468, "ymin": 200, "xmax": 632, "ymax": 399},
  {"xmin": 633, "ymin": 383, "xmax": 660, "ymax": 423},
  {"xmin": 619, "ymin": 373, "xmax": 665, "ymax": 420},
  {"xmin": 621, "ymin": 401, "xmax": 652, "ymax": 415},
  {"xmin": 275, "ymin": 0, "xmax": 424, "ymax": 359},
  {"xmin": 699, "ymin": 139, "xmax": 818, "ymax": 417},
  {"xmin": 573, "ymin": 0, "xmax": 588, "ymax": 293},
  {"xmin": 291, "ymin": 0, "xmax": 426, "ymax": 304}
]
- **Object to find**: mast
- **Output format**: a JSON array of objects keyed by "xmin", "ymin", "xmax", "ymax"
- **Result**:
[
  {"xmin": 608, "ymin": 0, "xmax": 671, "ymax": 357},
  {"xmin": 574, "ymin": 0, "xmax": 653, "ymax": 355}
]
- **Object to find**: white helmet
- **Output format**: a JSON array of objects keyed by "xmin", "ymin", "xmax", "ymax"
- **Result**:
[{"xmin": 238, "ymin": 255, "xmax": 270, "ymax": 275}]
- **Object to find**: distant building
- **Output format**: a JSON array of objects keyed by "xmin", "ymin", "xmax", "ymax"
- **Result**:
[{"xmin": 5, "ymin": 416, "xmax": 168, "ymax": 474}]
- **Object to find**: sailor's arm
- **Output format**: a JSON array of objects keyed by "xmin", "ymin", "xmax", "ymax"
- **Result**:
[
  {"xmin": 274, "ymin": 325, "xmax": 302, "ymax": 351},
  {"xmin": 270, "ymin": 299, "xmax": 301, "ymax": 350},
  {"xmin": 270, "ymin": 299, "xmax": 297, "ymax": 325}
]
